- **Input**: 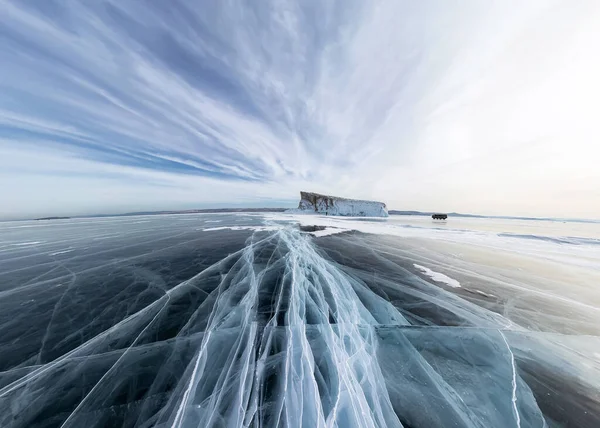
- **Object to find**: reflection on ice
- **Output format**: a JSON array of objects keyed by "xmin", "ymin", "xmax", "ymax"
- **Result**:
[{"xmin": 0, "ymin": 215, "xmax": 598, "ymax": 427}]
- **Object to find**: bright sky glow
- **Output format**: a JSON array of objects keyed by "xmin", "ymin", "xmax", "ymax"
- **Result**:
[{"xmin": 1, "ymin": 1, "xmax": 599, "ymax": 219}]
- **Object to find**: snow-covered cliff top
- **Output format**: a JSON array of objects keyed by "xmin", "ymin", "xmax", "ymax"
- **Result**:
[{"xmin": 290, "ymin": 191, "xmax": 389, "ymax": 217}]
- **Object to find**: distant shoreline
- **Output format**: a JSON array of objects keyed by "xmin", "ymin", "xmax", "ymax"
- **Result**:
[
  {"xmin": 34, "ymin": 216, "xmax": 72, "ymax": 221},
  {"xmin": 0, "ymin": 208, "xmax": 598, "ymax": 224}
]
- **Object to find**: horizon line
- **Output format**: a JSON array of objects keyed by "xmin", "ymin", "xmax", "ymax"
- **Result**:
[{"xmin": 1, "ymin": 207, "xmax": 599, "ymax": 224}]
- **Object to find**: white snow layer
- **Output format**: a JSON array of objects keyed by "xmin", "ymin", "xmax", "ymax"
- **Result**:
[
  {"xmin": 414, "ymin": 264, "xmax": 462, "ymax": 288},
  {"xmin": 201, "ymin": 226, "xmax": 280, "ymax": 232},
  {"xmin": 309, "ymin": 227, "xmax": 351, "ymax": 237}
]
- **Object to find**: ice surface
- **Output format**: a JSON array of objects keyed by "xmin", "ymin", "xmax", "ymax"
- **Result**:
[{"xmin": 0, "ymin": 214, "xmax": 599, "ymax": 427}]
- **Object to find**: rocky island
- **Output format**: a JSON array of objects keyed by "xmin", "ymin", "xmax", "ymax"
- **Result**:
[{"xmin": 290, "ymin": 191, "xmax": 389, "ymax": 217}]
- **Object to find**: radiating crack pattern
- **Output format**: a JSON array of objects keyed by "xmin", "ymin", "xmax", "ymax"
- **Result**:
[
  {"xmin": 156, "ymin": 229, "xmax": 407, "ymax": 427},
  {"xmin": 0, "ymin": 214, "xmax": 599, "ymax": 427}
]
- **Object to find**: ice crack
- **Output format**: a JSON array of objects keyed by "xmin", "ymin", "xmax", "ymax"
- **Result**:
[{"xmin": 500, "ymin": 330, "xmax": 521, "ymax": 428}]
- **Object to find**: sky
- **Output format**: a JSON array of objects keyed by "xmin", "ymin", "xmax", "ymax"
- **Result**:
[{"xmin": 1, "ymin": 0, "xmax": 599, "ymax": 220}]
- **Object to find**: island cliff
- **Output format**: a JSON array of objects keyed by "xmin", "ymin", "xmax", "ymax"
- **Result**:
[{"xmin": 292, "ymin": 191, "xmax": 389, "ymax": 217}]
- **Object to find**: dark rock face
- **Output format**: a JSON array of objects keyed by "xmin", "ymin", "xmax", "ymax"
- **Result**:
[{"xmin": 299, "ymin": 191, "xmax": 332, "ymax": 212}]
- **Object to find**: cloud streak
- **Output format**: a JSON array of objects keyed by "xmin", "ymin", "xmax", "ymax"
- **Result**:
[{"xmin": 1, "ymin": 0, "xmax": 599, "ymax": 219}]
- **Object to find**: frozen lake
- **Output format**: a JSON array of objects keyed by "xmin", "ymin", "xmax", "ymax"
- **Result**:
[{"xmin": 0, "ymin": 213, "xmax": 599, "ymax": 427}]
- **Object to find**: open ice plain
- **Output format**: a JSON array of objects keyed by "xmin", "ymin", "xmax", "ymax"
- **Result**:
[{"xmin": 0, "ymin": 213, "xmax": 599, "ymax": 427}]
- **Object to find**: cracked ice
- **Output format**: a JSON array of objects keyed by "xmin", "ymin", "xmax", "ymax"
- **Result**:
[{"xmin": 0, "ymin": 214, "xmax": 599, "ymax": 427}]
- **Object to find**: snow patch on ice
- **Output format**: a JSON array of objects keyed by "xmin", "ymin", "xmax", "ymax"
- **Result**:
[
  {"xmin": 309, "ymin": 227, "xmax": 350, "ymax": 237},
  {"xmin": 48, "ymin": 249, "xmax": 74, "ymax": 256},
  {"xmin": 472, "ymin": 289, "xmax": 497, "ymax": 298},
  {"xmin": 265, "ymin": 213, "xmax": 600, "ymax": 274},
  {"xmin": 414, "ymin": 264, "xmax": 461, "ymax": 288},
  {"xmin": 202, "ymin": 226, "xmax": 281, "ymax": 232}
]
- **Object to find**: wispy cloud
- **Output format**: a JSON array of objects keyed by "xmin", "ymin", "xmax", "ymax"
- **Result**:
[{"xmin": 1, "ymin": 0, "xmax": 599, "ymax": 219}]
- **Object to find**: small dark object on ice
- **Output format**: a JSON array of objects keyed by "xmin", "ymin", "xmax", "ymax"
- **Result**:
[{"xmin": 432, "ymin": 213, "xmax": 448, "ymax": 220}]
